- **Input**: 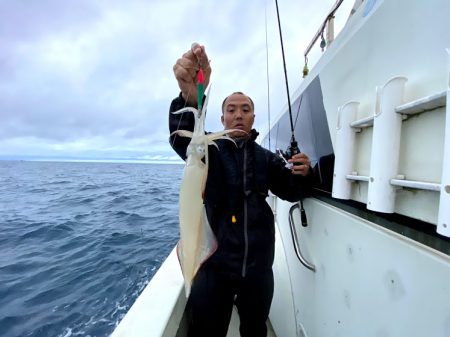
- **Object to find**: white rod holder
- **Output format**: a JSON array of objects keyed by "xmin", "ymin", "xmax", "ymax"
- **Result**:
[
  {"xmin": 367, "ymin": 76, "xmax": 407, "ymax": 213},
  {"xmin": 332, "ymin": 101, "xmax": 359, "ymax": 199},
  {"xmin": 437, "ymin": 49, "xmax": 450, "ymax": 237}
]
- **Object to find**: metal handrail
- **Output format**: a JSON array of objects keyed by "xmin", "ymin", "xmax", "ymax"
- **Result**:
[
  {"xmin": 304, "ymin": 0, "xmax": 345, "ymax": 58},
  {"xmin": 288, "ymin": 203, "xmax": 316, "ymax": 272}
]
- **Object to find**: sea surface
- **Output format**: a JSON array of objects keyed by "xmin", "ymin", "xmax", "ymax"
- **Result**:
[{"xmin": 0, "ymin": 160, "xmax": 183, "ymax": 337}]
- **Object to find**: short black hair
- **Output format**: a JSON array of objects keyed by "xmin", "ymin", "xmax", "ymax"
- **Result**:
[{"xmin": 221, "ymin": 92, "xmax": 254, "ymax": 113}]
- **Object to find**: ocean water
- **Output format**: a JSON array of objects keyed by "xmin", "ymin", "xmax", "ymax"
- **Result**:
[{"xmin": 0, "ymin": 160, "xmax": 183, "ymax": 337}]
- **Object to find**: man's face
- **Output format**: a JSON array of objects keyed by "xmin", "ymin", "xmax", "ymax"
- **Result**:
[{"xmin": 221, "ymin": 93, "xmax": 255, "ymax": 137}]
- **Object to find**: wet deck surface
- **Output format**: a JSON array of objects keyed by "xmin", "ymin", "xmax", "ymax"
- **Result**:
[{"xmin": 226, "ymin": 306, "xmax": 276, "ymax": 337}]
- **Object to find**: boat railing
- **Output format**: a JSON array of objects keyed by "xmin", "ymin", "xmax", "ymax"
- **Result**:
[
  {"xmin": 302, "ymin": 0, "xmax": 346, "ymax": 77},
  {"xmin": 288, "ymin": 203, "xmax": 316, "ymax": 272}
]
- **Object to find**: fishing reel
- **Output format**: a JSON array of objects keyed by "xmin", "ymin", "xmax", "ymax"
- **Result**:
[
  {"xmin": 276, "ymin": 139, "xmax": 308, "ymax": 227},
  {"xmin": 285, "ymin": 140, "xmax": 300, "ymax": 159},
  {"xmin": 276, "ymin": 140, "xmax": 300, "ymax": 169}
]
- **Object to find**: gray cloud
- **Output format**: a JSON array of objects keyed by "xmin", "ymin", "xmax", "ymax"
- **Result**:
[{"xmin": 0, "ymin": 0, "xmax": 352, "ymax": 161}]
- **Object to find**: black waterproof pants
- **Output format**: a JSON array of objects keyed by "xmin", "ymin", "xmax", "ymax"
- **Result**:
[{"xmin": 186, "ymin": 265, "xmax": 274, "ymax": 337}]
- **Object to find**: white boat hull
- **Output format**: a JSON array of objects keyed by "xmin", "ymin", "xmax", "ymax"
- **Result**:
[{"xmin": 270, "ymin": 198, "xmax": 450, "ymax": 337}]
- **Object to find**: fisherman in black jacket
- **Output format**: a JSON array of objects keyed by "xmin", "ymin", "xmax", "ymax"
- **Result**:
[{"xmin": 170, "ymin": 43, "xmax": 313, "ymax": 337}]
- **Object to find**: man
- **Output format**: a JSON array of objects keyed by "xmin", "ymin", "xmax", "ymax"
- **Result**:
[{"xmin": 169, "ymin": 43, "xmax": 313, "ymax": 337}]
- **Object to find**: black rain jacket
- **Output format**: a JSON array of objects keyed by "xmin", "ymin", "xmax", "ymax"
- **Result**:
[{"xmin": 169, "ymin": 94, "xmax": 313, "ymax": 278}]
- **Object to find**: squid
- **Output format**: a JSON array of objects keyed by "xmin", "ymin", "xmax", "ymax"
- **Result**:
[{"xmin": 171, "ymin": 86, "xmax": 240, "ymax": 297}]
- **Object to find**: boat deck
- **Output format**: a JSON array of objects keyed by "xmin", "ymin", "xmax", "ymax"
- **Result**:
[{"xmin": 226, "ymin": 306, "xmax": 276, "ymax": 337}]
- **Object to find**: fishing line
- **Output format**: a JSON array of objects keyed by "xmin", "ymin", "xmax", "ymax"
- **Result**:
[
  {"xmin": 293, "ymin": 94, "xmax": 303, "ymax": 131},
  {"xmin": 173, "ymin": 57, "xmax": 201, "ymax": 145},
  {"xmin": 172, "ymin": 91, "xmax": 190, "ymax": 146}
]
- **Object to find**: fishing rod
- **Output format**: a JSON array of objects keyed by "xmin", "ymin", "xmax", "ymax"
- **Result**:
[
  {"xmin": 274, "ymin": 0, "xmax": 308, "ymax": 227},
  {"xmin": 274, "ymin": 0, "xmax": 300, "ymax": 159},
  {"xmin": 265, "ymin": 3, "xmax": 271, "ymax": 150}
]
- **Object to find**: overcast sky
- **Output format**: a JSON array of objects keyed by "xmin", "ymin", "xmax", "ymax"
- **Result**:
[{"xmin": 0, "ymin": 0, "xmax": 353, "ymax": 162}]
